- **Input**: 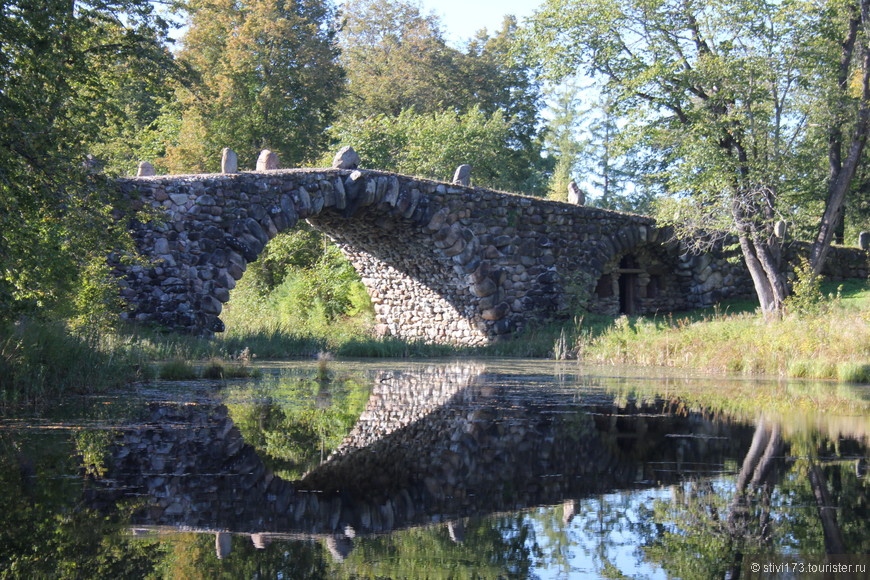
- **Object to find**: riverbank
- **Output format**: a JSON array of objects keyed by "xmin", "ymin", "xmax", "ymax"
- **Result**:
[
  {"xmin": 576, "ymin": 278, "xmax": 870, "ymax": 383},
  {"xmin": 2, "ymin": 278, "xmax": 868, "ymax": 404}
]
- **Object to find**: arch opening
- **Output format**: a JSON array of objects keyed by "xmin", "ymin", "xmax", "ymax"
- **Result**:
[{"xmin": 589, "ymin": 243, "xmax": 689, "ymax": 316}]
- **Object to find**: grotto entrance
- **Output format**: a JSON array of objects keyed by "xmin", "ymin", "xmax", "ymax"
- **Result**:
[{"xmin": 590, "ymin": 247, "xmax": 683, "ymax": 317}]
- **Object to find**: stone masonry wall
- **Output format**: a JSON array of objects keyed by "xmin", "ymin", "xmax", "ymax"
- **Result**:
[{"xmin": 114, "ymin": 168, "xmax": 869, "ymax": 345}]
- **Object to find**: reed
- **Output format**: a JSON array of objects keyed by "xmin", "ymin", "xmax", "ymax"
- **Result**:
[{"xmin": 0, "ymin": 320, "xmax": 145, "ymax": 404}]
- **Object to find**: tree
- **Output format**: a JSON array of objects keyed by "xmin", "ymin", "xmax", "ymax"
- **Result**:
[
  {"xmin": 0, "ymin": 0, "xmax": 178, "ymax": 321},
  {"xmin": 543, "ymin": 80, "xmax": 586, "ymax": 199},
  {"xmin": 338, "ymin": 0, "xmax": 458, "ymax": 117},
  {"xmin": 809, "ymin": 0, "xmax": 870, "ymax": 274},
  {"xmin": 328, "ymin": 107, "xmax": 522, "ymax": 189},
  {"xmin": 528, "ymin": 0, "xmax": 870, "ymax": 315},
  {"xmin": 166, "ymin": 0, "xmax": 343, "ymax": 172},
  {"xmin": 335, "ymin": 1, "xmax": 548, "ymax": 193}
]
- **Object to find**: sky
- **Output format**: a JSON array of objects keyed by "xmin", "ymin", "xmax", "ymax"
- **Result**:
[{"xmin": 417, "ymin": 0, "xmax": 543, "ymax": 45}]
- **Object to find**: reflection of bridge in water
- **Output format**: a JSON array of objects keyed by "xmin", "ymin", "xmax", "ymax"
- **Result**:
[{"xmin": 88, "ymin": 365, "xmax": 756, "ymax": 559}]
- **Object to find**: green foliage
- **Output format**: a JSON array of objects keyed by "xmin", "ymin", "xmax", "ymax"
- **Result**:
[
  {"xmin": 836, "ymin": 362, "xmax": 870, "ymax": 384},
  {"xmin": 201, "ymin": 360, "xmax": 260, "ymax": 380},
  {"xmin": 578, "ymin": 279, "xmax": 870, "ymax": 380},
  {"xmin": 226, "ymin": 375, "xmax": 371, "ymax": 478},
  {"xmin": 328, "ymin": 107, "xmax": 531, "ymax": 190},
  {"xmin": 242, "ymin": 226, "xmax": 325, "ymax": 293},
  {"xmin": 156, "ymin": 359, "xmax": 199, "ymax": 380},
  {"xmin": 543, "ymin": 80, "xmax": 586, "ymax": 200},
  {"xmin": 68, "ymin": 258, "xmax": 126, "ymax": 333},
  {"xmin": 0, "ymin": 0, "xmax": 179, "ymax": 322},
  {"xmin": 165, "ymin": 0, "xmax": 343, "ymax": 172},
  {"xmin": 338, "ymin": 0, "xmax": 463, "ymax": 117},
  {"xmin": 784, "ymin": 256, "xmax": 824, "ymax": 314},
  {"xmin": 268, "ymin": 244, "xmax": 373, "ymax": 332},
  {"xmin": 527, "ymin": 0, "xmax": 870, "ymax": 311},
  {"xmin": 335, "ymin": 1, "xmax": 548, "ymax": 194},
  {"xmin": 74, "ymin": 430, "xmax": 114, "ymax": 478},
  {"xmin": 330, "ymin": 516, "xmax": 534, "ymax": 579},
  {"xmin": 0, "ymin": 428, "xmax": 165, "ymax": 578}
]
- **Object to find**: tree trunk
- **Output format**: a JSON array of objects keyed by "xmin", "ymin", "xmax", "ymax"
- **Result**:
[
  {"xmin": 733, "ymin": 207, "xmax": 789, "ymax": 317},
  {"xmin": 809, "ymin": 463, "xmax": 847, "ymax": 554},
  {"xmin": 811, "ymin": 0, "xmax": 870, "ymax": 275}
]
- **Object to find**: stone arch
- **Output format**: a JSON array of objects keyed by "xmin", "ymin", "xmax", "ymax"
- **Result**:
[
  {"xmin": 587, "ymin": 227, "xmax": 692, "ymax": 316},
  {"xmin": 115, "ymin": 169, "xmax": 767, "ymax": 344},
  {"xmin": 306, "ymin": 175, "xmax": 494, "ymax": 345},
  {"xmin": 116, "ymin": 170, "xmax": 499, "ymax": 345}
]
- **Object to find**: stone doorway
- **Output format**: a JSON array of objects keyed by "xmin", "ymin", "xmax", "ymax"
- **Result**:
[
  {"xmin": 616, "ymin": 255, "xmax": 643, "ymax": 315},
  {"xmin": 589, "ymin": 247, "xmax": 688, "ymax": 316}
]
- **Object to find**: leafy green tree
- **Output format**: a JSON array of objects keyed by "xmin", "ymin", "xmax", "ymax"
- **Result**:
[
  {"xmin": 528, "ymin": 0, "xmax": 870, "ymax": 315},
  {"xmin": 462, "ymin": 16, "xmax": 550, "ymax": 193},
  {"xmin": 328, "ymin": 107, "xmax": 521, "ymax": 189},
  {"xmin": 338, "ymin": 0, "xmax": 458, "ymax": 117},
  {"xmin": 543, "ymin": 80, "xmax": 587, "ymax": 200},
  {"xmin": 808, "ymin": 0, "xmax": 870, "ymax": 273},
  {"xmin": 166, "ymin": 0, "xmax": 343, "ymax": 172},
  {"xmin": 336, "ymin": 1, "xmax": 547, "ymax": 193},
  {"xmin": 0, "ymin": 0, "xmax": 178, "ymax": 321}
]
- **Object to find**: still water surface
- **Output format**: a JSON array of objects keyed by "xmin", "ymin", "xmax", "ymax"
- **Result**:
[{"xmin": 1, "ymin": 360, "xmax": 868, "ymax": 579}]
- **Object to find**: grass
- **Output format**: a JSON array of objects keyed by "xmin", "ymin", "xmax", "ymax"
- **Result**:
[
  {"xmin": 0, "ymin": 320, "xmax": 148, "ymax": 405},
  {"xmin": 572, "ymin": 278, "xmax": 870, "ymax": 383}
]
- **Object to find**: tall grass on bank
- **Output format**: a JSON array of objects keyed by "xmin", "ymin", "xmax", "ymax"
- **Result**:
[
  {"xmin": 0, "ymin": 321, "xmax": 146, "ymax": 404},
  {"xmin": 573, "ymin": 279, "xmax": 870, "ymax": 383}
]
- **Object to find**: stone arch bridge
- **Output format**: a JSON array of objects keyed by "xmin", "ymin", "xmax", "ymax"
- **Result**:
[{"xmin": 113, "ymin": 168, "xmax": 772, "ymax": 345}]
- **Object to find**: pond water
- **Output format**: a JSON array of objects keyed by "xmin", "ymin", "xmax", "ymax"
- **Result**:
[{"xmin": 1, "ymin": 360, "xmax": 869, "ymax": 579}]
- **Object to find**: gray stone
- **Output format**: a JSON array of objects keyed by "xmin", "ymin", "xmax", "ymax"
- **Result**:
[
  {"xmin": 202, "ymin": 296, "xmax": 223, "ymax": 315},
  {"xmin": 221, "ymin": 148, "xmax": 239, "ymax": 173},
  {"xmin": 153, "ymin": 238, "xmax": 170, "ymax": 254},
  {"xmin": 452, "ymin": 164, "xmax": 471, "ymax": 186},
  {"xmin": 774, "ymin": 220, "xmax": 787, "ymax": 238},
  {"xmin": 256, "ymin": 150, "xmax": 279, "ymax": 171},
  {"xmin": 332, "ymin": 146, "xmax": 361, "ymax": 169},
  {"xmin": 567, "ymin": 181, "xmax": 585, "ymax": 205},
  {"xmin": 859, "ymin": 231, "xmax": 870, "ymax": 250},
  {"xmin": 137, "ymin": 161, "xmax": 156, "ymax": 177},
  {"xmin": 481, "ymin": 302, "xmax": 510, "ymax": 321}
]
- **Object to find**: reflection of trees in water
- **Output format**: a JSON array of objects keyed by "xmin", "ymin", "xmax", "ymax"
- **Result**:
[
  {"xmin": 225, "ymin": 375, "xmax": 372, "ymax": 480},
  {"xmin": 326, "ymin": 516, "xmax": 535, "ymax": 580},
  {"xmin": 0, "ymin": 430, "xmax": 162, "ymax": 578},
  {"xmin": 3, "ymin": 365, "xmax": 870, "ymax": 578},
  {"xmin": 637, "ymin": 417, "xmax": 870, "ymax": 579}
]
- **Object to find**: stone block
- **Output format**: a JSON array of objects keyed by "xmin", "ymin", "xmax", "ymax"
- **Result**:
[
  {"xmin": 481, "ymin": 302, "xmax": 510, "ymax": 321},
  {"xmin": 137, "ymin": 161, "xmax": 156, "ymax": 177},
  {"xmin": 256, "ymin": 149, "xmax": 279, "ymax": 171},
  {"xmin": 452, "ymin": 164, "xmax": 471, "ymax": 186},
  {"xmin": 332, "ymin": 146, "xmax": 360, "ymax": 169},
  {"xmin": 221, "ymin": 148, "xmax": 238, "ymax": 173}
]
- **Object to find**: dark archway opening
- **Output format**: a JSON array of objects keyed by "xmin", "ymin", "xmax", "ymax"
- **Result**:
[
  {"xmin": 590, "ymin": 244, "xmax": 692, "ymax": 317},
  {"xmin": 617, "ymin": 255, "xmax": 641, "ymax": 315}
]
